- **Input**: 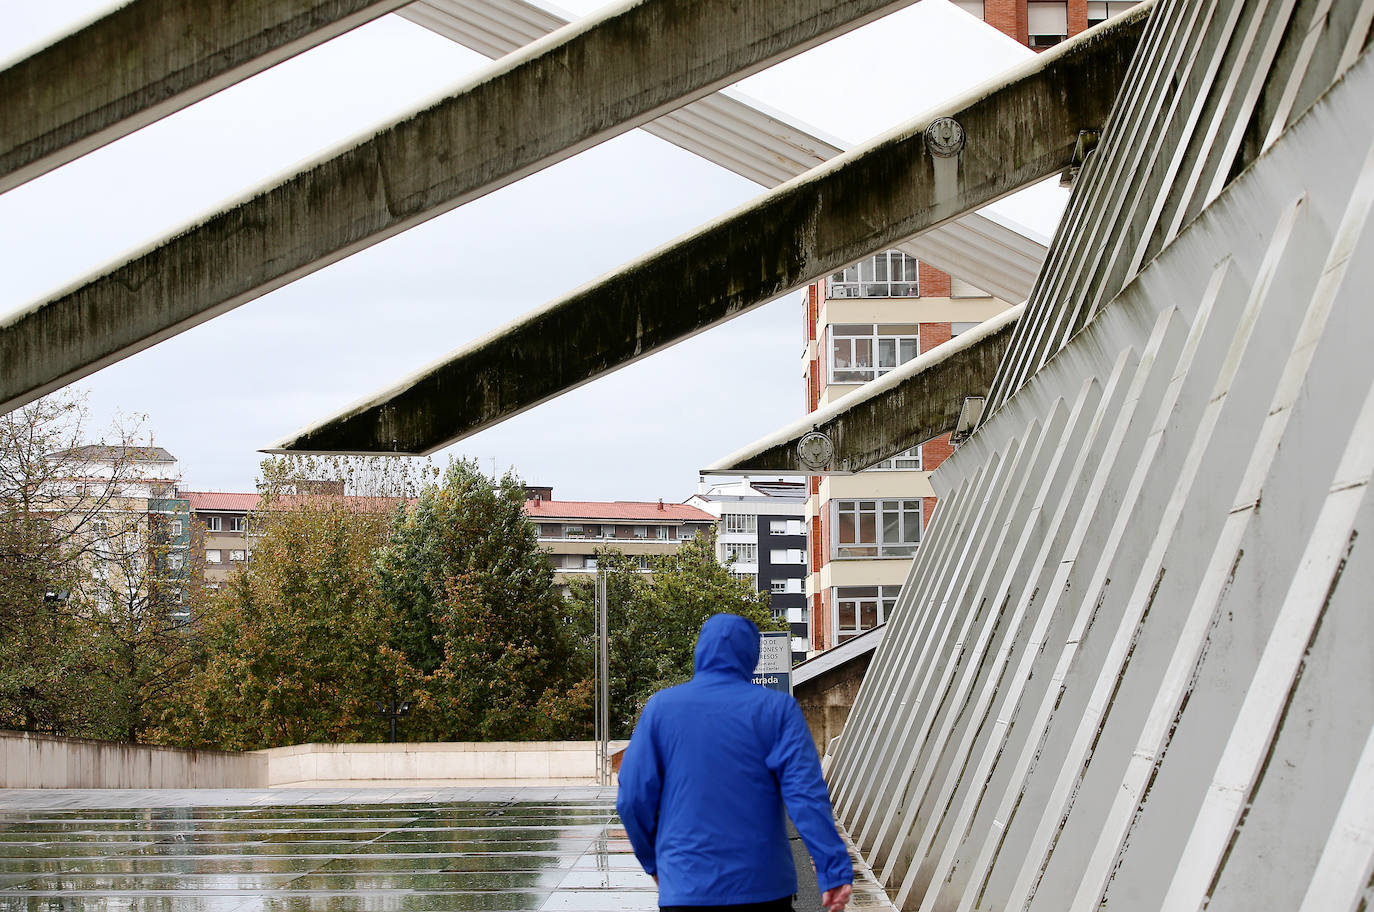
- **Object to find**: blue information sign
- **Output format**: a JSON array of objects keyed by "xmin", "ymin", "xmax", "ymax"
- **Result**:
[{"xmin": 751, "ymin": 631, "xmax": 792, "ymax": 694}]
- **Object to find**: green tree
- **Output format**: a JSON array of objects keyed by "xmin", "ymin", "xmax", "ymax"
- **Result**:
[
  {"xmin": 0, "ymin": 391, "xmax": 191, "ymax": 739},
  {"xmin": 565, "ymin": 530, "xmax": 782, "ymax": 738},
  {"xmin": 374, "ymin": 459, "xmax": 589, "ymax": 741},
  {"xmin": 159, "ymin": 484, "xmax": 405, "ymax": 749}
]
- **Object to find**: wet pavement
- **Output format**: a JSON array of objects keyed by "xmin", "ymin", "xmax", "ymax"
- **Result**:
[{"xmin": 0, "ymin": 788, "xmax": 894, "ymax": 911}]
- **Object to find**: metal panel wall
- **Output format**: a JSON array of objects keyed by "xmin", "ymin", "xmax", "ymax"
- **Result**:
[{"xmin": 829, "ymin": 32, "xmax": 1374, "ymax": 911}]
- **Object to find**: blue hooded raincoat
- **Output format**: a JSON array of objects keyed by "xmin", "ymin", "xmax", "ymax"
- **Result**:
[{"xmin": 616, "ymin": 614, "xmax": 853, "ymax": 906}]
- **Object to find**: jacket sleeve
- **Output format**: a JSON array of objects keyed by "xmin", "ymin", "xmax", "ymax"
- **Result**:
[
  {"xmin": 615, "ymin": 697, "xmax": 664, "ymax": 877},
  {"xmin": 766, "ymin": 698, "xmax": 854, "ymax": 893}
]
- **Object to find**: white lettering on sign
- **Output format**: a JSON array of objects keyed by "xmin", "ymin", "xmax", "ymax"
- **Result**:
[{"xmin": 753, "ymin": 631, "xmax": 792, "ymax": 694}]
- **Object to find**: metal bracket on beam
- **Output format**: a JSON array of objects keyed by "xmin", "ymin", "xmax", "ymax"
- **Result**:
[
  {"xmin": 703, "ymin": 305, "xmax": 1022, "ymax": 476},
  {"xmin": 1060, "ymin": 129, "xmax": 1101, "ymax": 187}
]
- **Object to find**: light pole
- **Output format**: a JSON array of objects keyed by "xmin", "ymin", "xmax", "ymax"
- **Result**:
[
  {"xmin": 593, "ymin": 570, "xmax": 610, "ymax": 786},
  {"xmin": 376, "ymin": 694, "xmax": 411, "ymax": 743}
]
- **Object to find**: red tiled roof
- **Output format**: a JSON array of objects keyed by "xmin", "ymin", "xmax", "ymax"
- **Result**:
[
  {"xmin": 522, "ymin": 499, "xmax": 715, "ymax": 522},
  {"xmin": 183, "ymin": 491, "xmax": 259, "ymax": 512}
]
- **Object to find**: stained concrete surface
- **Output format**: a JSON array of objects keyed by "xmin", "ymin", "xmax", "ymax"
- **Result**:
[{"xmin": 0, "ymin": 788, "xmax": 893, "ymax": 911}]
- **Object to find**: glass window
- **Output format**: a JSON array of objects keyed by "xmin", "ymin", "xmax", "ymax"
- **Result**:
[
  {"xmin": 829, "ymin": 324, "xmax": 921, "ymax": 384},
  {"xmin": 770, "ymin": 579, "xmax": 787, "ymax": 593},
  {"xmin": 724, "ymin": 513, "xmax": 757, "ymax": 534},
  {"xmin": 833, "ymin": 499, "xmax": 922, "ymax": 558},
  {"xmin": 834, "ymin": 585, "xmax": 901, "ymax": 642},
  {"xmin": 1028, "ymin": 1, "xmax": 1068, "ymax": 47},
  {"xmin": 1087, "ymin": 0, "xmax": 1139, "ymax": 24},
  {"xmin": 870, "ymin": 446, "xmax": 923, "ymax": 471},
  {"xmin": 170, "ymin": 520, "xmax": 183, "ymax": 536},
  {"xmin": 230, "ymin": 516, "xmax": 247, "ymax": 532},
  {"xmin": 167, "ymin": 553, "xmax": 184, "ymax": 571},
  {"xmin": 724, "ymin": 542, "xmax": 758, "ymax": 564},
  {"xmin": 229, "ymin": 549, "xmax": 246, "ymax": 562},
  {"xmin": 205, "ymin": 516, "xmax": 221, "ymax": 532},
  {"xmin": 828, "ymin": 251, "xmax": 920, "ymax": 298},
  {"xmin": 205, "ymin": 549, "xmax": 221, "ymax": 564}
]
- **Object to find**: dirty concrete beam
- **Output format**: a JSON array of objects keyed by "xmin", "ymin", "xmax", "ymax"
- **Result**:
[
  {"xmin": 407, "ymin": 0, "xmax": 1048, "ymax": 301},
  {"xmin": 0, "ymin": 0, "xmax": 918, "ymax": 416},
  {"xmin": 271, "ymin": 8, "xmax": 1147, "ymax": 456},
  {"xmin": 703, "ymin": 305, "xmax": 1022, "ymax": 475},
  {"xmin": 0, "ymin": 0, "xmax": 410, "ymax": 193}
]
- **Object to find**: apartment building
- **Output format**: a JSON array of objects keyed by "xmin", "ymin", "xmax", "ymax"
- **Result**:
[
  {"xmin": 687, "ymin": 478, "xmax": 809, "ymax": 662},
  {"xmin": 47, "ymin": 446, "xmax": 192, "ymax": 619},
  {"xmin": 524, "ymin": 487, "xmax": 716, "ymax": 589},
  {"xmin": 798, "ymin": 1, "xmax": 1143, "ymax": 651},
  {"xmin": 183, "ymin": 492, "xmax": 258, "ymax": 587},
  {"xmin": 956, "ymin": 0, "xmax": 1141, "ymax": 47},
  {"xmin": 802, "ymin": 254, "xmax": 1015, "ymax": 649}
]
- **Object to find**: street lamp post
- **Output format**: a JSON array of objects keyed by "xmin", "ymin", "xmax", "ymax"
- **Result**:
[{"xmin": 376, "ymin": 695, "xmax": 411, "ymax": 743}]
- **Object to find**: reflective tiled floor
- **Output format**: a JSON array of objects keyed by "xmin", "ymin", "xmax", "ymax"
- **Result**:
[{"xmin": 0, "ymin": 787, "xmax": 652, "ymax": 911}]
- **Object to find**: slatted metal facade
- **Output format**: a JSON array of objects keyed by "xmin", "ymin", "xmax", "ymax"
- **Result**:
[{"xmin": 828, "ymin": 1, "xmax": 1374, "ymax": 909}]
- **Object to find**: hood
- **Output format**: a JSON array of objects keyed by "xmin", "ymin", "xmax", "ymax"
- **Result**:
[{"xmin": 693, "ymin": 614, "xmax": 761, "ymax": 679}]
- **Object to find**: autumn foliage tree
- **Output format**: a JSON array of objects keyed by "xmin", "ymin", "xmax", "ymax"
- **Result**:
[{"xmin": 158, "ymin": 459, "xmax": 412, "ymax": 749}]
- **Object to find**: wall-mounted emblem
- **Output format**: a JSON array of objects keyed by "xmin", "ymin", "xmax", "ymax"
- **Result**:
[
  {"xmin": 797, "ymin": 431, "xmax": 835, "ymax": 470},
  {"xmin": 925, "ymin": 117, "xmax": 966, "ymax": 157}
]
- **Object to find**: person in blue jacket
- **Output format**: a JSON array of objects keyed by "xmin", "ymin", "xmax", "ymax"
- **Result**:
[{"xmin": 616, "ymin": 613, "xmax": 854, "ymax": 911}]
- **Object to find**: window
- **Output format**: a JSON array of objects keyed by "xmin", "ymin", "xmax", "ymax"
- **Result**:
[
  {"xmin": 770, "ymin": 548, "xmax": 806, "ymax": 565},
  {"xmin": 769, "ymin": 518, "xmax": 804, "ymax": 535},
  {"xmin": 870, "ymin": 446, "xmax": 923, "ymax": 471},
  {"xmin": 833, "ymin": 499, "xmax": 922, "ymax": 558},
  {"xmin": 170, "ymin": 520, "xmax": 183, "ymax": 536},
  {"xmin": 205, "ymin": 549, "xmax": 222, "ymax": 564},
  {"xmin": 1087, "ymin": 0, "xmax": 1138, "ymax": 25},
  {"xmin": 724, "ymin": 542, "xmax": 758, "ymax": 564},
  {"xmin": 634, "ymin": 525, "xmax": 648, "ymax": 539},
  {"xmin": 1028, "ymin": 1, "xmax": 1068, "ymax": 47},
  {"xmin": 542, "ymin": 524, "xmax": 561, "ymax": 538},
  {"xmin": 584, "ymin": 556, "xmax": 597, "ymax": 570},
  {"xmin": 951, "ymin": 322, "xmax": 980, "ymax": 337},
  {"xmin": 770, "ymin": 579, "xmax": 787, "ymax": 594},
  {"xmin": 564, "ymin": 524, "xmax": 584, "ymax": 538},
  {"xmin": 952, "ymin": 0, "xmax": 984, "ymax": 16},
  {"xmin": 731, "ymin": 571, "xmax": 758, "ymax": 588},
  {"xmin": 724, "ymin": 513, "xmax": 757, "ymax": 535},
  {"xmin": 205, "ymin": 516, "xmax": 221, "ymax": 532},
  {"xmin": 637, "ymin": 555, "xmax": 651, "ymax": 570},
  {"xmin": 230, "ymin": 516, "xmax": 247, "ymax": 533},
  {"xmin": 656, "ymin": 525, "xmax": 669, "ymax": 540},
  {"xmin": 166, "ymin": 553, "xmax": 184, "ymax": 571},
  {"xmin": 834, "ymin": 585, "xmax": 900, "ymax": 643},
  {"xmin": 828, "ymin": 251, "xmax": 919, "ymax": 298},
  {"xmin": 829, "ymin": 324, "xmax": 920, "ymax": 384},
  {"xmin": 229, "ymin": 549, "xmax": 246, "ymax": 562}
]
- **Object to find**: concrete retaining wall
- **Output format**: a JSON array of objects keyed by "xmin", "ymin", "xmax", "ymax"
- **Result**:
[
  {"xmin": 0, "ymin": 730, "xmax": 266, "ymax": 789},
  {"xmin": 0, "ymin": 732, "xmax": 621, "ymax": 789},
  {"xmin": 261, "ymin": 741, "xmax": 611, "ymax": 786}
]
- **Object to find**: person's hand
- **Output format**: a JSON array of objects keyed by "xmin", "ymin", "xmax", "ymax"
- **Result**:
[
  {"xmin": 821, "ymin": 883, "xmax": 852, "ymax": 912},
  {"xmin": 652, "ymin": 874, "xmax": 659, "ymax": 887}
]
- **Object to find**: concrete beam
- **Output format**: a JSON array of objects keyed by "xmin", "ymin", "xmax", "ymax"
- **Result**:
[
  {"xmin": 406, "ymin": 0, "xmax": 1049, "ymax": 302},
  {"xmin": 702, "ymin": 305, "xmax": 1022, "ymax": 475},
  {"xmin": 271, "ymin": 7, "xmax": 1148, "ymax": 455},
  {"xmin": 0, "ymin": 0, "xmax": 918, "ymax": 416},
  {"xmin": 0, "ymin": 0, "xmax": 409, "ymax": 193}
]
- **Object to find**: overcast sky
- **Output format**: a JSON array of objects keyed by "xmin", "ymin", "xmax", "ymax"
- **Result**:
[{"xmin": 0, "ymin": 0, "xmax": 1064, "ymax": 502}]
